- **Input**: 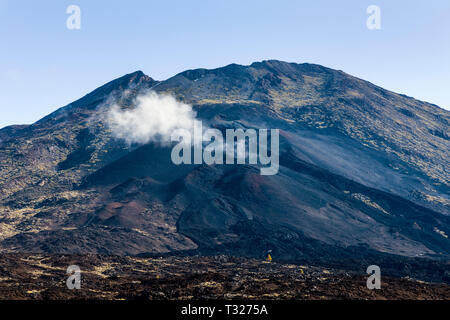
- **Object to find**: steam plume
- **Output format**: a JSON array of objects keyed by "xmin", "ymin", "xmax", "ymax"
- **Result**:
[{"xmin": 105, "ymin": 91, "xmax": 196, "ymax": 145}]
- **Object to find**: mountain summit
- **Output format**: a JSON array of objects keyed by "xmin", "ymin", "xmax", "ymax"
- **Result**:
[{"xmin": 0, "ymin": 61, "xmax": 448, "ymax": 280}]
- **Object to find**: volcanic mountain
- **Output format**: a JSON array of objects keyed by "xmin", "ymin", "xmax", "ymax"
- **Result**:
[{"xmin": 0, "ymin": 60, "xmax": 448, "ymax": 280}]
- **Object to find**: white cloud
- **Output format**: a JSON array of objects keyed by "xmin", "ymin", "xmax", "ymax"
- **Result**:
[{"xmin": 105, "ymin": 91, "xmax": 197, "ymax": 145}]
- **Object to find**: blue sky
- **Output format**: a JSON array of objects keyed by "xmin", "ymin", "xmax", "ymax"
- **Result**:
[{"xmin": 1, "ymin": 0, "xmax": 449, "ymax": 128}]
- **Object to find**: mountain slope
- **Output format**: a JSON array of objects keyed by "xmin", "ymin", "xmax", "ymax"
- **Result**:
[{"xmin": 0, "ymin": 61, "xmax": 448, "ymax": 274}]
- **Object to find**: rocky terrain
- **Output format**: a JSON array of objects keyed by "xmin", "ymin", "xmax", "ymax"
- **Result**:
[
  {"xmin": 0, "ymin": 254, "xmax": 448, "ymax": 300},
  {"xmin": 0, "ymin": 60, "xmax": 448, "ymax": 293}
]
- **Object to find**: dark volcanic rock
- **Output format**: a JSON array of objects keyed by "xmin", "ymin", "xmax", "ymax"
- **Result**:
[
  {"xmin": 0, "ymin": 61, "xmax": 448, "ymax": 281},
  {"xmin": 0, "ymin": 254, "xmax": 448, "ymax": 300}
]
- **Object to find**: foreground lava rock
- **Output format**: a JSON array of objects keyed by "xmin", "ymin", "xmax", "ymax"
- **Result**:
[{"xmin": 0, "ymin": 254, "xmax": 448, "ymax": 300}]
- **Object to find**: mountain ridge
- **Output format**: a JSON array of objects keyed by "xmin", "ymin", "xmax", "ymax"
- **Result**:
[
  {"xmin": 1, "ymin": 60, "xmax": 448, "ymax": 132},
  {"xmin": 0, "ymin": 60, "xmax": 448, "ymax": 281}
]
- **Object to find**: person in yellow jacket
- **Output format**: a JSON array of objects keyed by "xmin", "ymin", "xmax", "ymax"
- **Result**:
[{"xmin": 265, "ymin": 250, "xmax": 273, "ymax": 262}]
